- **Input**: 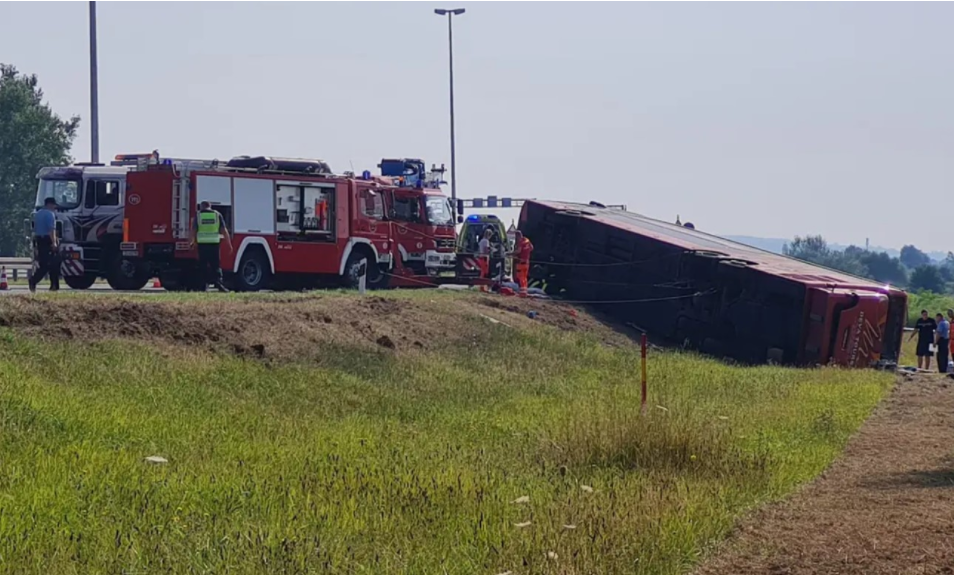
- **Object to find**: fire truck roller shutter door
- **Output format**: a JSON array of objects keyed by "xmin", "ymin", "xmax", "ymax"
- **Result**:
[
  {"xmin": 232, "ymin": 237, "xmax": 276, "ymax": 274},
  {"xmin": 233, "ymin": 178, "xmax": 275, "ymax": 234}
]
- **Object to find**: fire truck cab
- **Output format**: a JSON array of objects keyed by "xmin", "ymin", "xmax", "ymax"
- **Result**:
[
  {"xmin": 122, "ymin": 155, "xmax": 458, "ymax": 291},
  {"xmin": 29, "ymin": 163, "xmax": 138, "ymax": 290}
]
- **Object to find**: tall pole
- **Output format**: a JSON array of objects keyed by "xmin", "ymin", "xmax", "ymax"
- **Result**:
[
  {"xmin": 435, "ymin": 8, "xmax": 464, "ymax": 216},
  {"xmin": 447, "ymin": 14, "xmax": 457, "ymax": 215},
  {"xmin": 89, "ymin": 1, "xmax": 100, "ymax": 164}
]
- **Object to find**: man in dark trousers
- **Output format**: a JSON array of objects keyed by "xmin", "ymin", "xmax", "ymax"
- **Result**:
[
  {"xmin": 191, "ymin": 201, "xmax": 232, "ymax": 292},
  {"xmin": 936, "ymin": 312, "xmax": 950, "ymax": 373},
  {"xmin": 29, "ymin": 197, "xmax": 60, "ymax": 293},
  {"xmin": 909, "ymin": 309, "xmax": 937, "ymax": 371}
]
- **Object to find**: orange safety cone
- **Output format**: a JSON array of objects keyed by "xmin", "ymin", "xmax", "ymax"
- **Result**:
[
  {"xmin": 0, "ymin": 267, "xmax": 7, "ymax": 291},
  {"xmin": 152, "ymin": 277, "xmax": 161, "ymax": 289}
]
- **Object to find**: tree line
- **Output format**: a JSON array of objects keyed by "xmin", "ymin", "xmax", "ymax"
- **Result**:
[
  {"xmin": 784, "ymin": 235, "xmax": 952, "ymax": 293},
  {"xmin": 0, "ymin": 64, "xmax": 78, "ymax": 257}
]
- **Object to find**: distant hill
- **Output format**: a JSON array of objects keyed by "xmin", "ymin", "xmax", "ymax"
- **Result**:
[
  {"xmin": 723, "ymin": 235, "xmax": 946, "ymax": 262},
  {"xmin": 723, "ymin": 236, "xmax": 789, "ymax": 255}
]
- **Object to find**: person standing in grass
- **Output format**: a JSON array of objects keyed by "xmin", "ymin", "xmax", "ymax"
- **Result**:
[
  {"xmin": 910, "ymin": 310, "xmax": 936, "ymax": 370},
  {"xmin": 936, "ymin": 313, "xmax": 950, "ymax": 374}
]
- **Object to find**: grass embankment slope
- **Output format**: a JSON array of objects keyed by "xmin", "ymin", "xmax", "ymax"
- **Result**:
[
  {"xmin": 0, "ymin": 291, "xmax": 890, "ymax": 575},
  {"xmin": 907, "ymin": 291, "xmax": 954, "ymax": 325}
]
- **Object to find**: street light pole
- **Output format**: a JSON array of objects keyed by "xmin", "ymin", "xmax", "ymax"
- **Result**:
[
  {"xmin": 89, "ymin": 1, "xmax": 100, "ymax": 164},
  {"xmin": 434, "ymin": 8, "xmax": 465, "ymax": 216}
]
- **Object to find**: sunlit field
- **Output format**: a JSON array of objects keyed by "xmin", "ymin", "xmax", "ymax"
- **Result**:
[{"xmin": 0, "ymin": 292, "xmax": 890, "ymax": 574}]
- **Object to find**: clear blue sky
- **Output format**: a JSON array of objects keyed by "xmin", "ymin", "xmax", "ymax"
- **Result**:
[{"xmin": 3, "ymin": 2, "xmax": 952, "ymax": 251}]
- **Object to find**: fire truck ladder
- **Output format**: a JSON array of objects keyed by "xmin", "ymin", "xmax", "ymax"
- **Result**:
[
  {"xmin": 167, "ymin": 159, "xmax": 222, "ymax": 241},
  {"xmin": 172, "ymin": 173, "xmax": 189, "ymax": 240}
]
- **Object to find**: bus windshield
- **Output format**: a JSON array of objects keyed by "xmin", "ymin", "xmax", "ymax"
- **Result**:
[
  {"xmin": 36, "ymin": 178, "xmax": 81, "ymax": 209},
  {"xmin": 425, "ymin": 196, "xmax": 454, "ymax": 226}
]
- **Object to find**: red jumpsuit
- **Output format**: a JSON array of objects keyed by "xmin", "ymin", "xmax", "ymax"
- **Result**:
[
  {"xmin": 514, "ymin": 237, "xmax": 533, "ymax": 292},
  {"xmin": 477, "ymin": 238, "xmax": 491, "ymax": 279}
]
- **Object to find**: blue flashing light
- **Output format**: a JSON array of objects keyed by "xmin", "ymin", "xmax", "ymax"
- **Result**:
[
  {"xmin": 361, "ymin": 170, "xmax": 372, "ymax": 180},
  {"xmin": 466, "ymin": 214, "xmax": 481, "ymax": 223},
  {"xmin": 162, "ymin": 159, "xmax": 172, "ymax": 165}
]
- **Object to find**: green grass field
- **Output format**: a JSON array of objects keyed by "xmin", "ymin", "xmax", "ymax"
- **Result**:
[
  {"xmin": 0, "ymin": 294, "xmax": 891, "ymax": 574},
  {"xmin": 908, "ymin": 291, "xmax": 954, "ymax": 324}
]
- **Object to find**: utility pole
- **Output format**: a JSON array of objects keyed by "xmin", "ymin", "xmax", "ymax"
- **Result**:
[
  {"xmin": 434, "ymin": 8, "xmax": 465, "ymax": 216},
  {"xmin": 89, "ymin": 1, "xmax": 100, "ymax": 164}
]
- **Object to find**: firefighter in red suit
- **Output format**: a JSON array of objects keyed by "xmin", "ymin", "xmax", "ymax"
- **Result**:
[
  {"xmin": 477, "ymin": 228, "xmax": 493, "ymax": 279},
  {"xmin": 513, "ymin": 231, "xmax": 533, "ymax": 293}
]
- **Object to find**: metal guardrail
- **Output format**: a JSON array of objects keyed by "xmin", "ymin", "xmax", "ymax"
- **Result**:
[{"xmin": 0, "ymin": 257, "xmax": 32, "ymax": 282}]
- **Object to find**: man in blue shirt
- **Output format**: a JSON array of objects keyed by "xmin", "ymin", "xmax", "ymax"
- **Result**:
[
  {"xmin": 935, "ymin": 313, "xmax": 950, "ymax": 374},
  {"xmin": 29, "ymin": 197, "xmax": 60, "ymax": 293}
]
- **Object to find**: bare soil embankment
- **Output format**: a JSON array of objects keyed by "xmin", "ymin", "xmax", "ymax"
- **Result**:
[{"xmin": 0, "ymin": 293, "xmax": 630, "ymax": 361}]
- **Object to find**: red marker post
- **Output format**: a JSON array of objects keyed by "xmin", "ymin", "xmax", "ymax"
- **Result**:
[{"xmin": 640, "ymin": 333, "xmax": 648, "ymax": 414}]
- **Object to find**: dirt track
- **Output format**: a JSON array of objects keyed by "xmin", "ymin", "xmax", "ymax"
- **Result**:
[
  {"xmin": 697, "ymin": 371, "xmax": 954, "ymax": 575},
  {"xmin": 0, "ymin": 293, "xmax": 631, "ymax": 361}
]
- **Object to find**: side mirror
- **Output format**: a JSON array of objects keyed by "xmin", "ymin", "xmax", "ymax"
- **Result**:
[{"xmin": 457, "ymin": 215, "xmax": 464, "ymax": 224}]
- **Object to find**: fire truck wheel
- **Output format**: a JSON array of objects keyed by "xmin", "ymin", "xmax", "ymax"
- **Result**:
[
  {"xmin": 158, "ymin": 271, "xmax": 185, "ymax": 292},
  {"xmin": 64, "ymin": 274, "xmax": 97, "ymax": 290},
  {"xmin": 235, "ymin": 249, "xmax": 271, "ymax": 292},
  {"xmin": 107, "ymin": 258, "xmax": 150, "ymax": 291},
  {"xmin": 344, "ymin": 252, "xmax": 388, "ymax": 290}
]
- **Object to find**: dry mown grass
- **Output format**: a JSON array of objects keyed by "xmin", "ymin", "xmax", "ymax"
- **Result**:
[{"xmin": 0, "ymin": 291, "xmax": 890, "ymax": 574}]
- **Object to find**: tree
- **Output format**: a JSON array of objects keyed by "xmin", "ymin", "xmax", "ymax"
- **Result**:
[
  {"xmin": 859, "ymin": 251, "xmax": 908, "ymax": 286},
  {"xmin": 937, "ymin": 252, "xmax": 954, "ymax": 285},
  {"xmin": 900, "ymin": 245, "xmax": 931, "ymax": 269},
  {"xmin": 783, "ymin": 235, "xmax": 866, "ymax": 277},
  {"xmin": 783, "ymin": 235, "xmax": 829, "ymax": 262},
  {"xmin": 0, "ymin": 64, "xmax": 79, "ymax": 256},
  {"xmin": 844, "ymin": 245, "xmax": 866, "ymax": 258},
  {"xmin": 910, "ymin": 264, "xmax": 945, "ymax": 293}
]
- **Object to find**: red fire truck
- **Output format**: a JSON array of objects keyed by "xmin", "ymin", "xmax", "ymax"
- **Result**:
[{"xmin": 121, "ymin": 155, "xmax": 459, "ymax": 291}]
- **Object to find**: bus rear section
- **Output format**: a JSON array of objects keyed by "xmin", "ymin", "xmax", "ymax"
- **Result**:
[{"xmin": 801, "ymin": 287, "xmax": 905, "ymax": 368}]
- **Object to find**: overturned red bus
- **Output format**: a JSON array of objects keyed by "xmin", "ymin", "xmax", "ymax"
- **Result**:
[{"xmin": 519, "ymin": 200, "xmax": 907, "ymax": 368}]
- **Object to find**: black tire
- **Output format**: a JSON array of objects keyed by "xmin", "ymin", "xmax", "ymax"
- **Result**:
[
  {"xmin": 234, "ymin": 249, "xmax": 272, "ymax": 292},
  {"xmin": 107, "ymin": 258, "xmax": 150, "ymax": 291},
  {"xmin": 158, "ymin": 270, "xmax": 199, "ymax": 292},
  {"xmin": 64, "ymin": 274, "xmax": 97, "ymax": 290},
  {"xmin": 343, "ymin": 251, "xmax": 389, "ymax": 290}
]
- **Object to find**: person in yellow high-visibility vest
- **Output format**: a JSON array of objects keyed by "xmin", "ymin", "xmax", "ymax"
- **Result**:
[{"xmin": 191, "ymin": 201, "xmax": 233, "ymax": 292}]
